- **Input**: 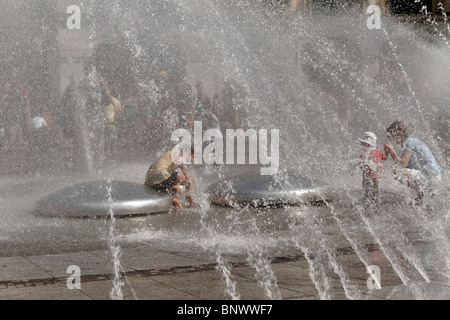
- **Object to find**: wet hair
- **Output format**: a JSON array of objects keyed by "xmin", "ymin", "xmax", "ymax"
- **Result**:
[{"xmin": 386, "ymin": 120, "xmax": 410, "ymax": 138}]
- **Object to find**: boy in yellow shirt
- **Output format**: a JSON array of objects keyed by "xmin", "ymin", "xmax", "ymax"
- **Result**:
[{"xmin": 145, "ymin": 147, "xmax": 195, "ymax": 210}]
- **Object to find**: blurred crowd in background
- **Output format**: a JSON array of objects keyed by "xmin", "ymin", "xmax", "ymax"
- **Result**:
[{"xmin": 0, "ymin": 68, "xmax": 250, "ymax": 173}]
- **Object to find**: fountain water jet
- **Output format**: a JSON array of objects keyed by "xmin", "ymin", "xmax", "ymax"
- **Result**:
[
  {"xmin": 2, "ymin": 0, "xmax": 449, "ymax": 301},
  {"xmin": 106, "ymin": 177, "xmax": 125, "ymax": 300}
]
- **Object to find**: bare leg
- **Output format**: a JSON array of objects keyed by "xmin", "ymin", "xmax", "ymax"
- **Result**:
[
  {"xmin": 394, "ymin": 168, "xmax": 425, "ymax": 206},
  {"xmin": 175, "ymin": 172, "xmax": 195, "ymax": 208},
  {"xmin": 394, "ymin": 168, "xmax": 421, "ymax": 192},
  {"xmin": 373, "ymin": 178, "xmax": 381, "ymax": 208},
  {"xmin": 171, "ymin": 185, "xmax": 183, "ymax": 193},
  {"xmin": 362, "ymin": 175, "xmax": 372, "ymax": 214},
  {"xmin": 186, "ymin": 195, "xmax": 194, "ymax": 208},
  {"xmin": 172, "ymin": 197, "xmax": 183, "ymax": 210}
]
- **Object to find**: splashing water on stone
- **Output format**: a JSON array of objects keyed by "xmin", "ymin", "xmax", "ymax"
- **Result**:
[
  {"xmin": 1, "ymin": 0, "xmax": 450, "ymax": 301},
  {"xmin": 106, "ymin": 177, "xmax": 125, "ymax": 300}
]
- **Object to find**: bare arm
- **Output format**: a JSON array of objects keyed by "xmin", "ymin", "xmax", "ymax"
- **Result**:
[
  {"xmin": 180, "ymin": 164, "xmax": 188, "ymax": 178},
  {"xmin": 385, "ymin": 143, "xmax": 412, "ymax": 168},
  {"xmin": 180, "ymin": 163, "xmax": 196, "ymax": 189},
  {"xmin": 399, "ymin": 151, "xmax": 413, "ymax": 168}
]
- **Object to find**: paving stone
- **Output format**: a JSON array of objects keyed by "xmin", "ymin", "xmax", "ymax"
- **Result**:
[
  {"xmin": 0, "ymin": 282, "xmax": 91, "ymax": 300},
  {"xmin": 150, "ymin": 269, "xmax": 232, "ymax": 300},
  {"xmin": 75, "ymin": 277, "xmax": 196, "ymax": 300},
  {"xmin": 0, "ymin": 257, "xmax": 52, "ymax": 282},
  {"xmin": 27, "ymin": 251, "xmax": 134, "ymax": 278},
  {"xmin": 119, "ymin": 276, "xmax": 202, "ymax": 300},
  {"xmin": 118, "ymin": 246, "xmax": 212, "ymax": 271}
]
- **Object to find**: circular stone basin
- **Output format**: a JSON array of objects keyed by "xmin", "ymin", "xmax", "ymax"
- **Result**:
[
  {"xmin": 35, "ymin": 180, "xmax": 173, "ymax": 218},
  {"xmin": 207, "ymin": 172, "xmax": 335, "ymax": 207}
]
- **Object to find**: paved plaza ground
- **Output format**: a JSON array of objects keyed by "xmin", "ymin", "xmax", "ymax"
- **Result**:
[
  {"xmin": 1, "ymin": 238, "xmax": 450, "ymax": 301},
  {"xmin": 1, "ymin": 162, "xmax": 449, "ymax": 303}
]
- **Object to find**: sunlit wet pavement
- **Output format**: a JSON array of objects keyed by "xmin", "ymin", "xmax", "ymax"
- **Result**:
[
  {"xmin": 2, "ymin": 0, "xmax": 450, "ymax": 303},
  {"xmin": 1, "ymin": 241, "xmax": 450, "ymax": 300},
  {"xmin": 1, "ymin": 162, "xmax": 449, "ymax": 300}
]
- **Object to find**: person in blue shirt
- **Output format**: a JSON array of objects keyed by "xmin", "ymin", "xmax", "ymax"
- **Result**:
[{"xmin": 384, "ymin": 121, "xmax": 442, "ymax": 206}]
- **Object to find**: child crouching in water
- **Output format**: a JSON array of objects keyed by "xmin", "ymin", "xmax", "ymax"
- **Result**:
[{"xmin": 357, "ymin": 132, "xmax": 388, "ymax": 214}]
